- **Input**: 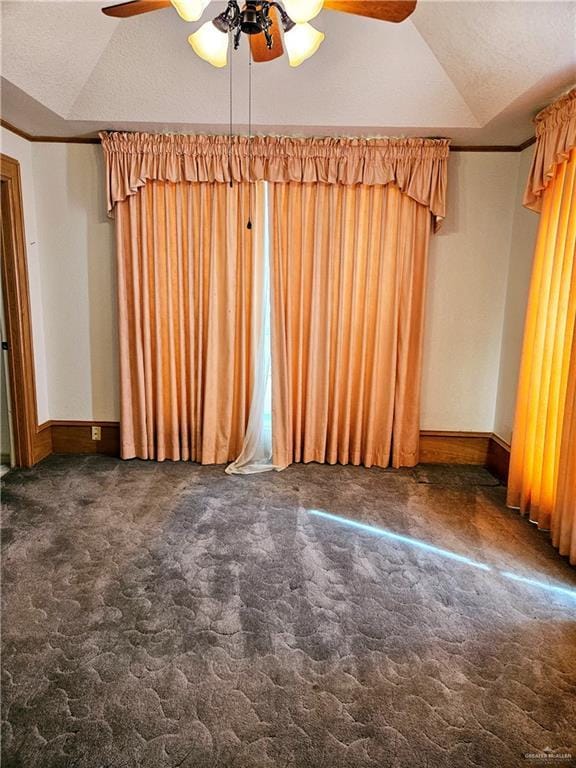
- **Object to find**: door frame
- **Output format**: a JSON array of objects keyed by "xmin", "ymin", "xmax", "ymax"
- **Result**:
[{"xmin": 1, "ymin": 153, "xmax": 38, "ymax": 467}]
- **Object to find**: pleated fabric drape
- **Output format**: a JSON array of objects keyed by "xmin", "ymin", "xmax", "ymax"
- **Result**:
[
  {"xmin": 553, "ymin": 321, "xmax": 576, "ymax": 562},
  {"xmin": 269, "ymin": 181, "xmax": 431, "ymax": 470},
  {"xmin": 102, "ymin": 132, "xmax": 449, "ymax": 469},
  {"xmin": 507, "ymin": 147, "xmax": 576, "ymax": 563},
  {"xmin": 100, "ymin": 133, "xmax": 449, "ymax": 229},
  {"xmin": 524, "ymin": 89, "xmax": 576, "ymax": 212},
  {"xmin": 116, "ymin": 180, "xmax": 265, "ymax": 462}
]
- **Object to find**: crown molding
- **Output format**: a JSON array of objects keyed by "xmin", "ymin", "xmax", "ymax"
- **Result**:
[
  {"xmin": 1, "ymin": 117, "xmax": 536, "ymax": 152},
  {"xmin": 450, "ymin": 137, "xmax": 536, "ymax": 152},
  {"xmin": 516, "ymin": 135, "xmax": 537, "ymax": 151},
  {"xmin": 0, "ymin": 119, "xmax": 100, "ymax": 144}
]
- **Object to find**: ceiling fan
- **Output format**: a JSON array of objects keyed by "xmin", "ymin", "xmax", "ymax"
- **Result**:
[{"xmin": 102, "ymin": 0, "xmax": 417, "ymax": 67}]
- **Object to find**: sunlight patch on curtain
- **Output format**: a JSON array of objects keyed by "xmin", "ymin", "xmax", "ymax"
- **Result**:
[{"xmin": 507, "ymin": 149, "xmax": 576, "ymax": 546}]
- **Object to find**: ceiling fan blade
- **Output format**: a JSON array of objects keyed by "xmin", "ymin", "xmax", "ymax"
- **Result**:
[
  {"xmin": 323, "ymin": 0, "xmax": 416, "ymax": 22},
  {"xmin": 250, "ymin": 7, "xmax": 284, "ymax": 63},
  {"xmin": 102, "ymin": 0, "xmax": 171, "ymax": 18}
]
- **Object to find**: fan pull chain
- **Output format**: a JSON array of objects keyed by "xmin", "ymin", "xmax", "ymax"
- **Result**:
[
  {"xmin": 247, "ymin": 42, "xmax": 252, "ymax": 230},
  {"xmin": 228, "ymin": 30, "xmax": 233, "ymax": 189}
]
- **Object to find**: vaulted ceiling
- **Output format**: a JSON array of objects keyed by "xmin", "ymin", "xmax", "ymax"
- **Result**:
[{"xmin": 1, "ymin": 0, "xmax": 575, "ymax": 144}]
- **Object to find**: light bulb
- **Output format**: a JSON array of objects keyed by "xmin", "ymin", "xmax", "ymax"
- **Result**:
[
  {"xmin": 188, "ymin": 22, "xmax": 229, "ymax": 67},
  {"xmin": 171, "ymin": 0, "xmax": 211, "ymax": 22},
  {"xmin": 283, "ymin": 0, "xmax": 324, "ymax": 23},
  {"xmin": 284, "ymin": 22, "xmax": 324, "ymax": 67}
]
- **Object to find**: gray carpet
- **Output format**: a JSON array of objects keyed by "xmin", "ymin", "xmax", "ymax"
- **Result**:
[
  {"xmin": 412, "ymin": 464, "xmax": 500, "ymax": 487},
  {"xmin": 1, "ymin": 455, "xmax": 575, "ymax": 768}
]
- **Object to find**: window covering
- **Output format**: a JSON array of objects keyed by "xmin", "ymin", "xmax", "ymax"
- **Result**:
[{"xmin": 100, "ymin": 132, "xmax": 450, "ymax": 230}]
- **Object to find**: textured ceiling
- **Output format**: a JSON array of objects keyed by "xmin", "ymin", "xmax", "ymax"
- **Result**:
[{"xmin": 1, "ymin": 0, "xmax": 575, "ymax": 144}]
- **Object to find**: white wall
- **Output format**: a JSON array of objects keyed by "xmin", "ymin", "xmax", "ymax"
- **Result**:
[
  {"xmin": 31, "ymin": 143, "xmax": 118, "ymax": 421},
  {"xmin": 493, "ymin": 146, "xmax": 539, "ymax": 444},
  {"xmin": 0, "ymin": 126, "xmax": 539, "ymax": 436},
  {"xmin": 0, "ymin": 126, "xmax": 50, "ymax": 424},
  {"xmin": 421, "ymin": 152, "xmax": 521, "ymax": 432}
]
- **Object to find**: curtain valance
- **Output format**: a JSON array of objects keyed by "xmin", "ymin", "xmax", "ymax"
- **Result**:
[
  {"xmin": 524, "ymin": 87, "xmax": 576, "ymax": 211},
  {"xmin": 100, "ymin": 132, "xmax": 450, "ymax": 229}
]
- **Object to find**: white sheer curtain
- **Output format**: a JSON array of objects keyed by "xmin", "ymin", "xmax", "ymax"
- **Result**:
[{"xmin": 226, "ymin": 184, "xmax": 280, "ymax": 475}]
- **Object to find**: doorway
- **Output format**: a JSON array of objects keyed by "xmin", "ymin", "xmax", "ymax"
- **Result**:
[{"xmin": 1, "ymin": 153, "xmax": 38, "ymax": 468}]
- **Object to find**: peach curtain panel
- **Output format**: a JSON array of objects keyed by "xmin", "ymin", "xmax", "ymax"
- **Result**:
[
  {"xmin": 101, "ymin": 132, "xmax": 448, "ymax": 468},
  {"xmin": 115, "ymin": 180, "xmax": 265, "ymax": 462},
  {"xmin": 100, "ymin": 133, "xmax": 449, "ymax": 230},
  {"xmin": 553, "ymin": 324, "xmax": 576, "ymax": 563},
  {"xmin": 508, "ymin": 122, "xmax": 576, "ymax": 564},
  {"xmin": 269, "ymin": 182, "xmax": 431, "ymax": 469}
]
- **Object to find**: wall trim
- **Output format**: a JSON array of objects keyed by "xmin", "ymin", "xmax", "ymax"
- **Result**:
[
  {"xmin": 420, "ymin": 430, "xmax": 492, "ymax": 438},
  {"xmin": 32, "ymin": 422, "xmax": 511, "ymax": 483},
  {"xmin": 486, "ymin": 434, "xmax": 511, "ymax": 485},
  {"xmin": 1, "ymin": 118, "xmax": 535, "ymax": 152},
  {"xmin": 34, "ymin": 421, "xmax": 53, "ymax": 464},
  {"xmin": 419, "ymin": 430, "xmax": 491, "ymax": 464},
  {"xmin": 450, "ymin": 137, "xmax": 536, "ymax": 152},
  {"xmin": 490, "ymin": 433, "xmax": 511, "ymax": 450},
  {"xmin": 516, "ymin": 136, "xmax": 537, "ymax": 151},
  {"xmin": 1, "ymin": 120, "xmax": 31, "ymax": 142},
  {"xmin": 37, "ymin": 420, "xmax": 119, "ymax": 456},
  {"xmin": 44, "ymin": 419, "xmax": 120, "ymax": 428},
  {"xmin": 0, "ymin": 119, "xmax": 100, "ymax": 144}
]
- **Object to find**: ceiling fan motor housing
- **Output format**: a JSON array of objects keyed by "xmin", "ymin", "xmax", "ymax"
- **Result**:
[{"xmin": 241, "ymin": 1, "xmax": 264, "ymax": 34}]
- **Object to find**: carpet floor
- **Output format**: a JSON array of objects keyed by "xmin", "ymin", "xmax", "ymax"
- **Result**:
[{"xmin": 1, "ymin": 455, "xmax": 575, "ymax": 768}]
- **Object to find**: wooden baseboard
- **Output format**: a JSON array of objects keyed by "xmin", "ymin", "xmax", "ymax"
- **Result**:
[
  {"xmin": 36, "ymin": 420, "xmax": 120, "ymax": 457},
  {"xmin": 486, "ymin": 434, "xmax": 511, "ymax": 485},
  {"xmin": 419, "ymin": 431, "xmax": 492, "ymax": 465},
  {"xmin": 33, "ymin": 421, "xmax": 53, "ymax": 464},
  {"xmin": 420, "ymin": 431, "xmax": 510, "ymax": 483},
  {"xmin": 31, "ymin": 424, "xmax": 508, "ymax": 479}
]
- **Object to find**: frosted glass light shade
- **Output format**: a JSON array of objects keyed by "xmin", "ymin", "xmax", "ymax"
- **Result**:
[
  {"xmin": 283, "ymin": 0, "xmax": 324, "ymax": 22},
  {"xmin": 284, "ymin": 22, "xmax": 324, "ymax": 67},
  {"xmin": 188, "ymin": 22, "xmax": 229, "ymax": 67},
  {"xmin": 171, "ymin": 0, "xmax": 211, "ymax": 22}
]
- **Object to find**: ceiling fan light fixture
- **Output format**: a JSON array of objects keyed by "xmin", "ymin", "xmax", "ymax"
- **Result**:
[
  {"xmin": 282, "ymin": 0, "xmax": 324, "ymax": 23},
  {"xmin": 284, "ymin": 22, "xmax": 324, "ymax": 66},
  {"xmin": 188, "ymin": 21, "xmax": 229, "ymax": 67},
  {"xmin": 171, "ymin": 0, "xmax": 211, "ymax": 22}
]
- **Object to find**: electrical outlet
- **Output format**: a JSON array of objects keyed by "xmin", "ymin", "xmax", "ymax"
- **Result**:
[{"xmin": 91, "ymin": 426, "xmax": 101, "ymax": 441}]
